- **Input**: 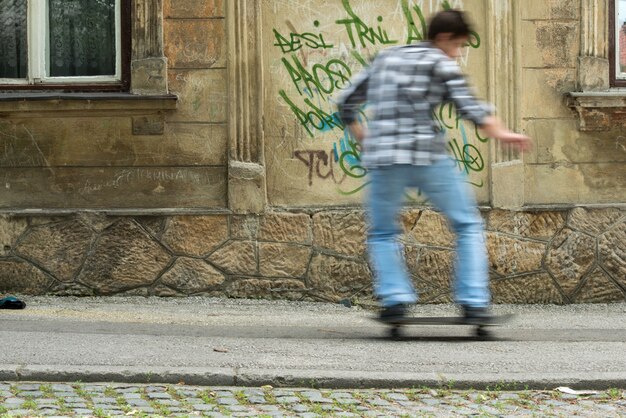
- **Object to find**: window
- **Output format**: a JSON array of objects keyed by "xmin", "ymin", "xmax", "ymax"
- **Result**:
[
  {"xmin": 610, "ymin": 0, "xmax": 626, "ymax": 86},
  {"xmin": 0, "ymin": 0, "xmax": 130, "ymax": 91}
]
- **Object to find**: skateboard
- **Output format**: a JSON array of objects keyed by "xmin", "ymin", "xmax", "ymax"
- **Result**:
[{"xmin": 374, "ymin": 313, "xmax": 514, "ymax": 340}]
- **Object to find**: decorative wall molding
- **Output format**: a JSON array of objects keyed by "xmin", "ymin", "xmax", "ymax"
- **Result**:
[
  {"xmin": 486, "ymin": 0, "xmax": 522, "ymax": 164},
  {"xmin": 570, "ymin": 1, "xmax": 624, "ymax": 129},
  {"xmin": 227, "ymin": 0, "xmax": 264, "ymax": 164},
  {"xmin": 487, "ymin": 0, "xmax": 524, "ymax": 208},
  {"xmin": 577, "ymin": 0, "xmax": 609, "ymax": 91},
  {"xmin": 580, "ymin": 0, "xmax": 608, "ymax": 59},
  {"xmin": 227, "ymin": 0, "xmax": 267, "ymax": 213},
  {"xmin": 131, "ymin": 0, "xmax": 168, "ymax": 95}
]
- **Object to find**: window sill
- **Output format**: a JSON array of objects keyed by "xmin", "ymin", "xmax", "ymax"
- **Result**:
[
  {"xmin": 0, "ymin": 92, "xmax": 178, "ymax": 114},
  {"xmin": 566, "ymin": 90, "xmax": 626, "ymax": 131}
]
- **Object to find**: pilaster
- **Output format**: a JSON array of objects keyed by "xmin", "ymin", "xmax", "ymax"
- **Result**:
[
  {"xmin": 131, "ymin": 0, "xmax": 168, "ymax": 95},
  {"xmin": 487, "ymin": 0, "xmax": 525, "ymax": 209},
  {"xmin": 578, "ymin": 0, "xmax": 609, "ymax": 91},
  {"xmin": 227, "ymin": 0, "xmax": 267, "ymax": 214}
]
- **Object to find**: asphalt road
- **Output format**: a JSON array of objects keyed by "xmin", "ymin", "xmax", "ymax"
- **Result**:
[{"xmin": 1, "ymin": 297, "xmax": 625, "ymax": 389}]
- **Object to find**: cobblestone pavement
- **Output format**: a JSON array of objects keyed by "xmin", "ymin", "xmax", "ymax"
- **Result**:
[{"xmin": 1, "ymin": 382, "xmax": 625, "ymax": 417}]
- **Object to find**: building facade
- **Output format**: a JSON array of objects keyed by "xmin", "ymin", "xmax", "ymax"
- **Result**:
[{"xmin": 0, "ymin": 0, "xmax": 624, "ymax": 304}]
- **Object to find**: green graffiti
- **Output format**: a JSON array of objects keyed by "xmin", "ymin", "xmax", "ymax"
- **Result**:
[
  {"xmin": 402, "ymin": 0, "xmax": 428, "ymax": 44},
  {"xmin": 335, "ymin": 0, "xmax": 398, "ymax": 48},
  {"xmin": 280, "ymin": 89, "xmax": 344, "ymax": 137},
  {"xmin": 475, "ymin": 124, "xmax": 489, "ymax": 143},
  {"xmin": 337, "ymin": 181, "xmax": 371, "ymax": 196},
  {"xmin": 282, "ymin": 55, "xmax": 352, "ymax": 99},
  {"xmin": 338, "ymin": 140, "xmax": 367, "ymax": 179},
  {"xmin": 351, "ymin": 50, "xmax": 369, "ymax": 67},
  {"xmin": 274, "ymin": 1, "xmax": 487, "ymax": 193},
  {"xmin": 273, "ymin": 28, "xmax": 334, "ymax": 53},
  {"xmin": 448, "ymin": 138, "xmax": 485, "ymax": 174}
]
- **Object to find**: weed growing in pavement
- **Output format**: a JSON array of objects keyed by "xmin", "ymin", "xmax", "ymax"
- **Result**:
[
  {"xmin": 332, "ymin": 399, "xmax": 360, "ymax": 415},
  {"xmin": 199, "ymin": 390, "xmax": 218, "ymax": 405},
  {"xmin": 490, "ymin": 400, "xmax": 507, "ymax": 412},
  {"xmin": 308, "ymin": 379, "xmax": 320, "ymax": 389},
  {"xmin": 486, "ymin": 380, "xmax": 525, "ymax": 393},
  {"xmin": 166, "ymin": 385, "xmax": 184, "ymax": 400},
  {"xmin": 351, "ymin": 390, "xmax": 367, "ymax": 402},
  {"xmin": 154, "ymin": 404, "xmax": 171, "ymax": 416},
  {"xmin": 405, "ymin": 387, "xmax": 433, "ymax": 402},
  {"xmin": 116, "ymin": 395, "xmax": 131, "ymax": 412},
  {"xmin": 0, "ymin": 406, "xmax": 7, "ymax": 414},
  {"xmin": 307, "ymin": 403, "xmax": 327, "ymax": 416},
  {"xmin": 104, "ymin": 386, "xmax": 117, "ymax": 398},
  {"xmin": 174, "ymin": 392, "xmax": 194, "ymax": 410},
  {"xmin": 234, "ymin": 390, "xmax": 247, "ymax": 403},
  {"xmin": 551, "ymin": 390, "xmax": 563, "ymax": 400},
  {"xmin": 468, "ymin": 392, "xmax": 489, "ymax": 403},
  {"xmin": 74, "ymin": 383, "xmax": 90, "ymax": 399},
  {"xmin": 39, "ymin": 384, "xmax": 53, "ymax": 397},
  {"xmin": 430, "ymin": 387, "xmax": 454, "ymax": 398},
  {"xmin": 21, "ymin": 399, "xmax": 37, "ymax": 410},
  {"xmin": 485, "ymin": 390, "xmax": 501, "ymax": 400},
  {"xmin": 485, "ymin": 383, "xmax": 502, "ymax": 393},
  {"xmin": 442, "ymin": 378, "xmax": 457, "ymax": 390},
  {"xmin": 607, "ymin": 388, "xmax": 622, "ymax": 400},
  {"xmin": 93, "ymin": 407, "xmax": 107, "ymax": 417},
  {"xmin": 293, "ymin": 392, "xmax": 341, "ymax": 417},
  {"xmin": 262, "ymin": 388, "xmax": 277, "ymax": 405},
  {"xmin": 55, "ymin": 398, "xmax": 72, "ymax": 415},
  {"xmin": 512, "ymin": 398, "xmax": 539, "ymax": 411}
]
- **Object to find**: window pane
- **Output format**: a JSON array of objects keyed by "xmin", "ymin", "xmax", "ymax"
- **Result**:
[
  {"xmin": 0, "ymin": 0, "xmax": 27, "ymax": 79},
  {"xmin": 48, "ymin": 0, "xmax": 116, "ymax": 77},
  {"xmin": 620, "ymin": 0, "xmax": 626, "ymax": 75}
]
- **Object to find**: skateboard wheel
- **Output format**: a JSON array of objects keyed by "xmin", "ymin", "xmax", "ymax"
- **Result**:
[
  {"xmin": 475, "ymin": 326, "xmax": 492, "ymax": 339},
  {"xmin": 389, "ymin": 326, "xmax": 402, "ymax": 339}
]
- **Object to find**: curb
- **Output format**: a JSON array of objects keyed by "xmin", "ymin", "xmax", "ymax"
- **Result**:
[{"xmin": 1, "ymin": 365, "xmax": 625, "ymax": 390}]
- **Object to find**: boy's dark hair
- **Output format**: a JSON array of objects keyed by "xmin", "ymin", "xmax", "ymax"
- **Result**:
[{"xmin": 427, "ymin": 9, "xmax": 473, "ymax": 40}]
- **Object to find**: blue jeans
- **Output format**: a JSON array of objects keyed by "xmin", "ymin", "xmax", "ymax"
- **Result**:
[{"xmin": 367, "ymin": 158, "xmax": 490, "ymax": 308}]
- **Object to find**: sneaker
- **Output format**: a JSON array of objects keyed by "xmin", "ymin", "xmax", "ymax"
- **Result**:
[
  {"xmin": 462, "ymin": 306, "xmax": 492, "ymax": 324},
  {"xmin": 379, "ymin": 304, "xmax": 408, "ymax": 323}
]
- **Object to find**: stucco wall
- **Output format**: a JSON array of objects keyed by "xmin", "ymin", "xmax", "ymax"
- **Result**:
[
  {"xmin": 262, "ymin": 0, "xmax": 625, "ymax": 207},
  {"xmin": 263, "ymin": 0, "xmax": 491, "ymax": 206},
  {"xmin": 0, "ymin": 0, "xmax": 228, "ymax": 209},
  {"xmin": 1, "ymin": 0, "xmax": 623, "ymax": 210},
  {"xmin": 523, "ymin": 0, "xmax": 626, "ymax": 204}
]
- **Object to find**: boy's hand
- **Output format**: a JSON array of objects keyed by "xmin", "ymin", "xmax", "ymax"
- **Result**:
[
  {"xmin": 479, "ymin": 116, "xmax": 533, "ymax": 152},
  {"xmin": 348, "ymin": 122, "xmax": 366, "ymax": 142},
  {"xmin": 497, "ymin": 132, "xmax": 533, "ymax": 152}
]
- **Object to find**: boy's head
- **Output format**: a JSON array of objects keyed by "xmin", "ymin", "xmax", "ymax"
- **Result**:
[{"xmin": 427, "ymin": 10, "xmax": 473, "ymax": 58}]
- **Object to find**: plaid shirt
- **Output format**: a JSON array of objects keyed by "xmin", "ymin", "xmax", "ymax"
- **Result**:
[{"xmin": 337, "ymin": 42, "xmax": 492, "ymax": 167}]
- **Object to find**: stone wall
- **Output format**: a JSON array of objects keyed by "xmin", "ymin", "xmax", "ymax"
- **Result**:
[{"xmin": 2, "ymin": 207, "xmax": 624, "ymax": 304}]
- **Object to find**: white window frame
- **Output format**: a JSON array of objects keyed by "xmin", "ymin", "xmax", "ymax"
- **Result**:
[
  {"xmin": 0, "ymin": 0, "xmax": 121, "ymax": 85},
  {"xmin": 616, "ymin": 0, "xmax": 626, "ymax": 80}
]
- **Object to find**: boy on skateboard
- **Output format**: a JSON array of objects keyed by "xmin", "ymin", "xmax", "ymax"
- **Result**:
[{"xmin": 336, "ymin": 10, "xmax": 532, "ymax": 323}]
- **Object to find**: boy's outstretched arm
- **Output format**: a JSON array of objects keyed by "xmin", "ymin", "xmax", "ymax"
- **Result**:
[
  {"xmin": 478, "ymin": 116, "xmax": 532, "ymax": 152},
  {"xmin": 436, "ymin": 58, "xmax": 532, "ymax": 152}
]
